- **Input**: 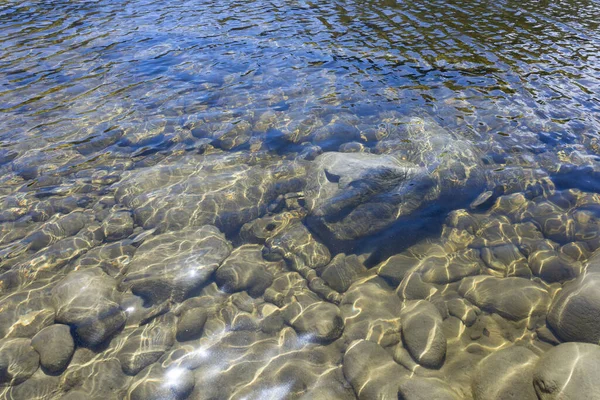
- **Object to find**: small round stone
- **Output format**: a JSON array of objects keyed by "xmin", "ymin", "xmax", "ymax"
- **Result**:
[{"xmin": 31, "ymin": 324, "xmax": 75, "ymax": 374}]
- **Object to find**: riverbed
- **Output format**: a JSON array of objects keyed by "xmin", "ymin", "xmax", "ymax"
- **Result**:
[{"xmin": 1, "ymin": 0, "xmax": 600, "ymax": 399}]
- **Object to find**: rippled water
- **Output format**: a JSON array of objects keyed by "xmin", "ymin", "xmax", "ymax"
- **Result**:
[{"xmin": 1, "ymin": 0, "xmax": 600, "ymax": 398}]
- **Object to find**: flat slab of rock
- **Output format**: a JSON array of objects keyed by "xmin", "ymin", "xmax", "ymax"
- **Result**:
[
  {"xmin": 304, "ymin": 118, "xmax": 487, "ymax": 246},
  {"xmin": 123, "ymin": 225, "xmax": 231, "ymax": 304},
  {"xmin": 114, "ymin": 156, "xmax": 306, "ymax": 234},
  {"xmin": 51, "ymin": 267, "xmax": 125, "ymax": 347},
  {"xmin": 458, "ymin": 276, "xmax": 550, "ymax": 321},
  {"xmin": 533, "ymin": 342, "xmax": 600, "ymax": 400}
]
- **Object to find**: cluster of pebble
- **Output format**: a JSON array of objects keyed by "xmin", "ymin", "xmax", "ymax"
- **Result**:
[
  {"xmin": 0, "ymin": 110, "xmax": 599, "ymax": 399},
  {"xmin": 0, "ymin": 154, "xmax": 599, "ymax": 399}
]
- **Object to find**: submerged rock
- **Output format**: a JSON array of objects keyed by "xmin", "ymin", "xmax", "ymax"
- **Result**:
[
  {"xmin": 264, "ymin": 221, "xmax": 331, "ymax": 269},
  {"xmin": 51, "ymin": 267, "xmax": 125, "ymax": 347},
  {"xmin": 471, "ymin": 346, "xmax": 538, "ymax": 400},
  {"xmin": 116, "ymin": 314, "xmax": 176, "ymax": 375},
  {"xmin": 286, "ymin": 294, "xmax": 344, "ymax": 343},
  {"xmin": 400, "ymin": 300, "xmax": 447, "ymax": 369},
  {"xmin": 31, "ymin": 324, "xmax": 74, "ymax": 374},
  {"xmin": 547, "ymin": 250, "xmax": 600, "ymax": 344},
  {"xmin": 123, "ymin": 225, "xmax": 231, "ymax": 305},
  {"xmin": 304, "ymin": 118, "xmax": 491, "ymax": 246},
  {"xmin": 176, "ymin": 307, "xmax": 208, "ymax": 342},
  {"xmin": 340, "ymin": 278, "xmax": 403, "ymax": 348},
  {"xmin": 376, "ymin": 252, "xmax": 421, "ymax": 286},
  {"xmin": 101, "ymin": 210, "xmax": 134, "ymax": 241},
  {"xmin": 319, "ymin": 253, "xmax": 366, "ymax": 293},
  {"xmin": 533, "ymin": 342, "xmax": 600, "ymax": 400},
  {"xmin": 481, "ymin": 244, "xmax": 531, "ymax": 278},
  {"xmin": 114, "ymin": 156, "xmax": 306, "ymax": 234},
  {"xmin": 128, "ymin": 365, "xmax": 195, "ymax": 400},
  {"xmin": 399, "ymin": 377, "xmax": 460, "ymax": 400},
  {"xmin": 458, "ymin": 276, "xmax": 550, "ymax": 321},
  {"xmin": 215, "ymin": 244, "xmax": 274, "ymax": 297},
  {"xmin": 528, "ymin": 249, "xmax": 581, "ymax": 283},
  {"xmin": 343, "ymin": 339, "xmax": 407, "ymax": 399},
  {"xmin": 73, "ymin": 241, "xmax": 136, "ymax": 277},
  {"xmin": 0, "ymin": 338, "xmax": 39, "ymax": 386}
]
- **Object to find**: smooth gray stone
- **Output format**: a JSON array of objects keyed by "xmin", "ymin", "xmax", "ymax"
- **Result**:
[
  {"xmin": 419, "ymin": 249, "xmax": 483, "ymax": 284},
  {"xmin": 215, "ymin": 244, "xmax": 274, "ymax": 297},
  {"xmin": 319, "ymin": 253, "xmax": 366, "ymax": 293},
  {"xmin": 340, "ymin": 278, "xmax": 403, "ymax": 346},
  {"xmin": 123, "ymin": 225, "xmax": 232, "ymax": 304},
  {"xmin": 128, "ymin": 365, "xmax": 195, "ymax": 400},
  {"xmin": 481, "ymin": 244, "xmax": 531, "ymax": 277},
  {"xmin": 60, "ymin": 352, "xmax": 129, "ymax": 398},
  {"xmin": 399, "ymin": 377, "xmax": 460, "ymax": 400},
  {"xmin": 376, "ymin": 252, "xmax": 420, "ymax": 286},
  {"xmin": 23, "ymin": 211, "xmax": 92, "ymax": 251},
  {"xmin": 0, "ymin": 338, "xmax": 39, "ymax": 386},
  {"xmin": 400, "ymin": 300, "xmax": 447, "ymax": 369},
  {"xmin": 458, "ymin": 276, "xmax": 550, "ymax": 321},
  {"xmin": 446, "ymin": 298, "xmax": 478, "ymax": 327},
  {"xmin": 528, "ymin": 249, "xmax": 581, "ymax": 283},
  {"xmin": 51, "ymin": 267, "xmax": 125, "ymax": 347},
  {"xmin": 547, "ymin": 249, "xmax": 600, "ymax": 343},
  {"xmin": 1, "ymin": 369, "xmax": 60, "ymax": 400},
  {"xmin": 31, "ymin": 324, "xmax": 74, "ymax": 374},
  {"xmin": 547, "ymin": 272, "xmax": 600, "ymax": 343},
  {"xmin": 264, "ymin": 221, "xmax": 331, "ymax": 269},
  {"xmin": 116, "ymin": 315, "xmax": 175, "ymax": 375},
  {"xmin": 472, "ymin": 346, "xmax": 538, "ymax": 400},
  {"xmin": 1, "ymin": 307, "xmax": 55, "ymax": 340},
  {"xmin": 288, "ymin": 301, "xmax": 344, "ymax": 343},
  {"xmin": 533, "ymin": 342, "xmax": 600, "ymax": 400},
  {"xmin": 101, "ymin": 210, "xmax": 134, "ymax": 241},
  {"xmin": 176, "ymin": 308, "xmax": 208, "ymax": 342},
  {"xmin": 73, "ymin": 241, "xmax": 137, "ymax": 277},
  {"xmin": 343, "ymin": 339, "xmax": 407, "ymax": 400}
]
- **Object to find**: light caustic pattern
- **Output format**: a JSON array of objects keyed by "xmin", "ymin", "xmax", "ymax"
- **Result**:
[{"xmin": 1, "ymin": 0, "xmax": 600, "ymax": 399}]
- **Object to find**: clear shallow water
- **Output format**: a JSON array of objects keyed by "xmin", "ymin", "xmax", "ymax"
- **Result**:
[{"xmin": 1, "ymin": 0, "xmax": 600, "ymax": 399}]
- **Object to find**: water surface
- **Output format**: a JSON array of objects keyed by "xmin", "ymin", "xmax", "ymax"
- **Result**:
[{"xmin": 1, "ymin": 0, "xmax": 600, "ymax": 398}]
